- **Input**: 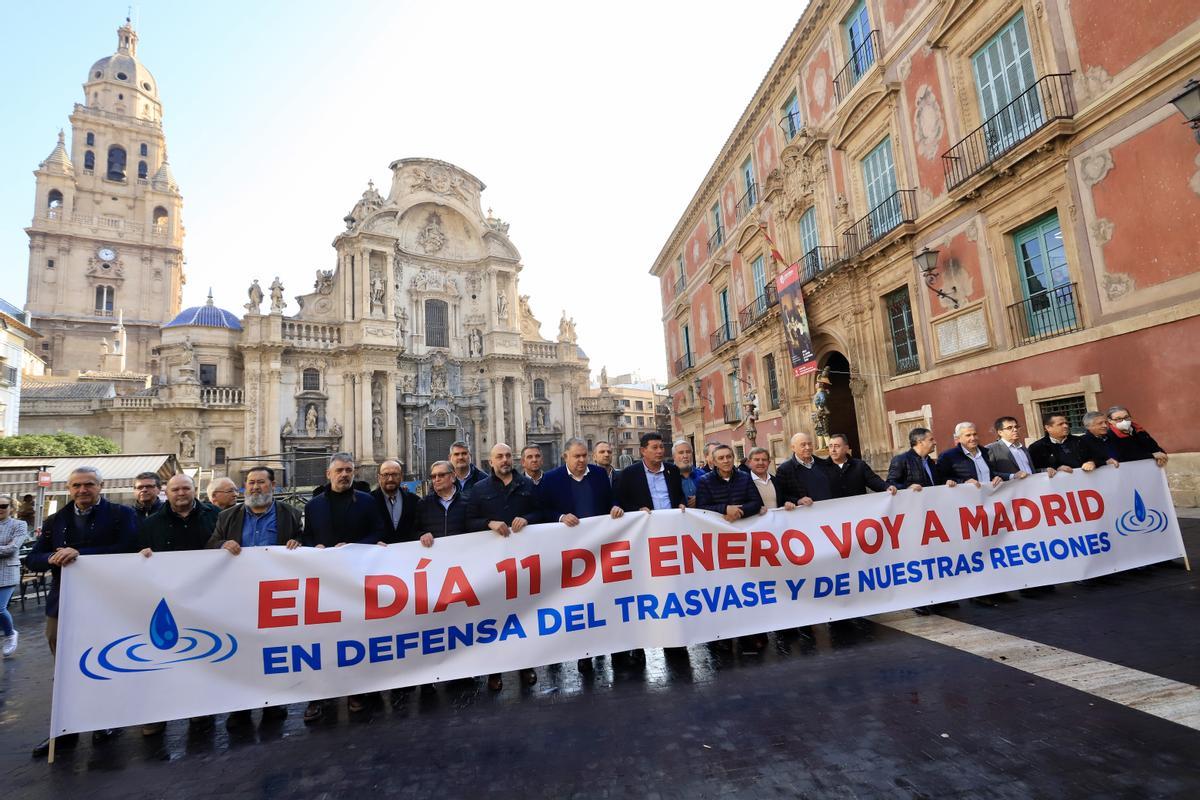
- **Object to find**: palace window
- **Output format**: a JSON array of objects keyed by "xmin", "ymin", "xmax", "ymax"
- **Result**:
[
  {"xmin": 533, "ymin": 378, "xmax": 546, "ymax": 399},
  {"xmin": 781, "ymin": 91, "xmax": 801, "ymax": 140},
  {"xmin": 214, "ymin": 447, "xmax": 227, "ymax": 466},
  {"xmin": 84, "ymin": 150, "xmax": 95, "ymax": 171},
  {"xmin": 47, "ymin": 190, "xmax": 63, "ymax": 209},
  {"xmin": 302, "ymin": 368, "xmax": 320, "ymax": 391},
  {"xmin": 138, "ymin": 161, "xmax": 148, "ymax": 180},
  {"xmin": 425, "ymin": 299, "xmax": 448, "ymax": 348},
  {"xmin": 764, "ymin": 353, "xmax": 780, "ymax": 410},
  {"xmin": 1037, "ymin": 395, "xmax": 1087, "ymax": 435},
  {"xmin": 973, "ymin": 12, "xmax": 1039, "ymax": 153},
  {"xmin": 199, "ymin": 363, "xmax": 217, "ymax": 386},
  {"xmin": 86, "ymin": 132, "xmax": 95, "ymax": 146},
  {"xmin": 884, "ymin": 286, "xmax": 919, "ymax": 375},
  {"xmin": 862, "ymin": 137, "xmax": 899, "ymax": 231},
  {"xmin": 140, "ymin": 143, "xmax": 149, "ymax": 157},
  {"xmin": 1012, "ymin": 213, "xmax": 1078, "ymax": 340}
]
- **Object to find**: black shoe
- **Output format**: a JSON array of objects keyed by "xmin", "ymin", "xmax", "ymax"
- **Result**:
[
  {"xmin": 91, "ymin": 728, "xmax": 122, "ymax": 744},
  {"xmin": 32, "ymin": 733, "xmax": 79, "ymax": 758},
  {"xmin": 577, "ymin": 657, "xmax": 593, "ymax": 672},
  {"xmin": 970, "ymin": 596, "xmax": 1000, "ymax": 608},
  {"xmin": 303, "ymin": 700, "xmax": 325, "ymax": 724},
  {"xmin": 519, "ymin": 667, "xmax": 537, "ymax": 686},
  {"xmin": 261, "ymin": 705, "xmax": 287, "ymax": 723},
  {"xmin": 189, "ymin": 715, "xmax": 214, "ymax": 731},
  {"xmin": 914, "ymin": 606, "xmax": 932, "ymax": 616},
  {"xmin": 225, "ymin": 710, "xmax": 253, "ymax": 730}
]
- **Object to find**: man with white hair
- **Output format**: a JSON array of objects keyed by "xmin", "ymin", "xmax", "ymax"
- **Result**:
[
  {"xmin": 207, "ymin": 476, "xmax": 239, "ymax": 510},
  {"xmin": 936, "ymin": 422, "xmax": 1005, "ymax": 488},
  {"xmin": 26, "ymin": 466, "xmax": 139, "ymax": 757},
  {"xmin": 208, "ymin": 465, "xmax": 302, "ymax": 730},
  {"xmin": 775, "ymin": 431, "xmax": 833, "ymax": 505}
]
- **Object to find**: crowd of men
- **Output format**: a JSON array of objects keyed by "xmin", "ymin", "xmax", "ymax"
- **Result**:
[{"xmin": 23, "ymin": 404, "xmax": 1168, "ymax": 758}]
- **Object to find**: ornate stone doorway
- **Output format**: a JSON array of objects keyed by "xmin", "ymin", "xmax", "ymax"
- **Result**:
[
  {"xmin": 424, "ymin": 428, "xmax": 457, "ymax": 476},
  {"xmin": 821, "ymin": 351, "xmax": 861, "ymax": 457}
]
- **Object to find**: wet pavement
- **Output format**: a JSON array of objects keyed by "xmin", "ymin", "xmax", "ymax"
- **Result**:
[{"xmin": 3, "ymin": 522, "xmax": 1199, "ymax": 799}]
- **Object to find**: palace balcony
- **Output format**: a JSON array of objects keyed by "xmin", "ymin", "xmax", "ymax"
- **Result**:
[
  {"xmin": 709, "ymin": 321, "xmax": 738, "ymax": 352},
  {"xmin": 1007, "ymin": 282, "xmax": 1083, "ymax": 346},
  {"xmin": 738, "ymin": 283, "xmax": 779, "ymax": 332},
  {"xmin": 833, "ymin": 30, "xmax": 880, "ymax": 103},
  {"xmin": 842, "ymin": 190, "xmax": 917, "ymax": 258}
]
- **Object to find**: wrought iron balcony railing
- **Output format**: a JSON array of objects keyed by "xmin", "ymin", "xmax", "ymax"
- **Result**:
[
  {"xmin": 709, "ymin": 321, "xmax": 737, "ymax": 351},
  {"xmin": 778, "ymin": 111, "xmax": 803, "ymax": 141},
  {"xmin": 833, "ymin": 30, "xmax": 880, "ymax": 103},
  {"xmin": 673, "ymin": 273, "xmax": 687, "ymax": 297},
  {"xmin": 893, "ymin": 352, "xmax": 921, "ymax": 376},
  {"xmin": 802, "ymin": 246, "xmax": 842, "ymax": 283},
  {"xmin": 842, "ymin": 189, "xmax": 918, "ymax": 257},
  {"xmin": 1007, "ymin": 282, "xmax": 1082, "ymax": 345},
  {"xmin": 706, "ymin": 225, "xmax": 725, "ymax": 255},
  {"xmin": 723, "ymin": 403, "xmax": 743, "ymax": 424},
  {"xmin": 738, "ymin": 283, "xmax": 779, "ymax": 331},
  {"xmin": 673, "ymin": 353, "xmax": 695, "ymax": 374},
  {"xmin": 734, "ymin": 183, "xmax": 758, "ymax": 222},
  {"xmin": 942, "ymin": 73, "xmax": 1075, "ymax": 190}
]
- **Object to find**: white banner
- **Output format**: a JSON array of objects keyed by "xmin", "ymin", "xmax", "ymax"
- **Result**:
[{"xmin": 52, "ymin": 461, "xmax": 1183, "ymax": 736}]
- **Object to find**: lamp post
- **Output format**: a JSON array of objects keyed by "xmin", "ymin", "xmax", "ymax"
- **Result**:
[
  {"xmin": 915, "ymin": 246, "xmax": 959, "ymax": 309},
  {"xmin": 1169, "ymin": 79, "xmax": 1200, "ymax": 144}
]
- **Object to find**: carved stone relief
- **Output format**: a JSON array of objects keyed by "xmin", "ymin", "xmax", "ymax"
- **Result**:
[
  {"xmin": 1090, "ymin": 218, "xmax": 1114, "ymax": 246},
  {"xmin": 416, "ymin": 211, "xmax": 446, "ymax": 254},
  {"xmin": 1102, "ymin": 271, "xmax": 1134, "ymax": 300},
  {"xmin": 1080, "ymin": 151, "xmax": 1115, "ymax": 186},
  {"xmin": 912, "ymin": 85, "xmax": 945, "ymax": 161}
]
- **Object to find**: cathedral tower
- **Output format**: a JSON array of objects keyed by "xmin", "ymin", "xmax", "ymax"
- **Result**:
[{"xmin": 24, "ymin": 19, "xmax": 185, "ymax": 374}]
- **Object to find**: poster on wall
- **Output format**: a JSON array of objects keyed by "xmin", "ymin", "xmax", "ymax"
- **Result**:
[{"xmin": 775, "ymin": 263, "xmax": 817, "ymax": 376}]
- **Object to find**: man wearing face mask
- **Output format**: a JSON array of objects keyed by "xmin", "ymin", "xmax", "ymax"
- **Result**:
[{"xmin": 1106, "ymin": 406, "xmax": 1168, "ymax": 467}]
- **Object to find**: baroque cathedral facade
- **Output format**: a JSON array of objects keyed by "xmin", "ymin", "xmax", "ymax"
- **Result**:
[{"xmin": 20, "ymin": 22, "xmax": 618, "ymax": 484}]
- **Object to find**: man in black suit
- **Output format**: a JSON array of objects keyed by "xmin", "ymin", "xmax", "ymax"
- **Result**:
[
  {"xmin": 775, "ymin": 432, "xmax": 833, "ymax": 505},
  {"xmin": 1029, "ymin": 412, "xmax": 1098, "ymax": 476},
  {"xmin": 825, "ymin": 434, "xmax": 896, "ymax": 497},
  {"xmin": 449, "ymin": 440, "xmax": 488, "ymax": 494},
  {"xmin": 936, "ymin": 422, "xmax": 1005, "ymax": 488},
  {"xmin": 1081, "ymin": 411, "xmax": 1121, "ymax": 468},
  {"xmin": 886, "ymin": 427, "xmax": 950, "ymax": 491},
  {"xmin": 984, "ymin": 417, "xmax": 1033, "ymax": 481},
  {"xmin": 371, "ymin": 460, "xmax": 419, "ymax": 543},
  {"xmin": 615, "ymin": 432, "xmax": 686, "ymax": 512},
  {"xmin": 746, "ymin": 447, "xmax": 792, "ymax": 510}
]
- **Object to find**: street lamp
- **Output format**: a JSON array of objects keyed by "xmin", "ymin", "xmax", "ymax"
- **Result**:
[
  {"xmin": 915, "ymin": 246, "xmax": 959, "ymax": 309},
  {"xmin": 1169, "ymin": 79, "xmax": 1200, "ymax": 144}
]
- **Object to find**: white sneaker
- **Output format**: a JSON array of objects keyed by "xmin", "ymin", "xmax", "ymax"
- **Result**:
[{"xmin": 2, "ymin": 631, "xmax": 17, "ymax": 657}]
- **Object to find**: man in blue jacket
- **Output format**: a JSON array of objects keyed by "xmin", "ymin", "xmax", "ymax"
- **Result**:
[
  {"xmin": 26, "ymin": 465, "xmax": 138, "ymax": 757},
  {"xmin": 449, "ymin": 440, "xmax": 488, "ymax": 494},
  {"xmin": 886, "ymin": 427, "xmax": 949, "ymax": 491},
  {"xmin": 465, "ymin": 443, "xmax": 547, "ymax": 690},
  {"xmin": 936, "ymin": 422, "xmax": 1006, "ymax": 488},
  {"xmin": 302, "ymin": 452, "xmax": 386, "ymax": 722},
  {"xmin": 696, "ymin": 444, "xmax": 763, "ymax": 521}
]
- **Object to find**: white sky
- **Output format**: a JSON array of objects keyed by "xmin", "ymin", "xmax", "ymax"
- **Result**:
[{"xmin": 2, "ymin": 1, "xmax": 805, "ymax": 382}]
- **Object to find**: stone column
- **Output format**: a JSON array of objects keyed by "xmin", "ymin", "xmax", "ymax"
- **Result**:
[
  {"xmin": 513, "ymin": 378, "xmax": 527, "ymax": 449},
  {"xmin": 490, "ymin": 378, "xmax": 504, "ymax": 448},
  {"xmin": 343, "ymin": 371, "xmax": 356, "ymax": 456},
  {"xmin": 404, "ymin": 411, "xmax": 415, "ymax": 479},
  {"xmin": 265, "ymin": 367, "xmax": 282, "ymax": 467},
  {"xmin": 360, "ymin": 370, "xmax": 374, "ymax": 467},
  {"xmin": 385, "ymin": 372, "xmax": 398, "ymax": 465}
]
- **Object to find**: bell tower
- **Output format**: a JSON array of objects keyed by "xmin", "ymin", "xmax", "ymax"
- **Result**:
[{"xmin": 25, "ymin": 18, "xmax": 185, "ymax": 374}]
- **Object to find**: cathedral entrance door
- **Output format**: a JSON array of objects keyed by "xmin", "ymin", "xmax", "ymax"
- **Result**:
[
  {"xmin": 424, "ymin": 428, "xmax": 457, "ymax": 476},
  {"xmin": 293, "ymin": 448, "xmax": 329, "ymax": 488}
]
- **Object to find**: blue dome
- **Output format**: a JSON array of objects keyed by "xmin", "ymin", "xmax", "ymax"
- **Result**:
[{"xmin": 163, "ymin": 301, "xmax": 242, "ymax": 330}]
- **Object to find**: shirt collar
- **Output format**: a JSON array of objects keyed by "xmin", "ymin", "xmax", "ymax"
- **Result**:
[
  {"xmin": 751, "ymin": 472, "xmax": 771, "ymax": 484},
  {"xmin": 643, "ymin": 460, "xmax": 665, "ymax": 475},
  {"xmin": 569, "ymin": 466, "xmax": 591, "ymax": 482}
]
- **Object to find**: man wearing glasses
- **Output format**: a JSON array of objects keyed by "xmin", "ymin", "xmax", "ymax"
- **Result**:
[
  {"xmin": 1106, "ymin": 405, "xmax": 1169, "ymax": 467},
  {"xmin": 207, "ymin": 477, "xmax": 239, "ymax": 510},
  {"xmin": 416, "ymin": 461, "xmax": 464, "ymax": 541},
  {"xmin": 985, "ymin": 417, "xmax": 1033, "ymax": 480},
  {"xmin": 371, "ymin": 460, "xmax": 419, "ymax": 544},
  {"xmin": 130, "ymin": 471, "xmax": 164, "ymax": 520}
]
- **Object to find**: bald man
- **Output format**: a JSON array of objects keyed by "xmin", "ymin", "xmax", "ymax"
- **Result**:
[{"xmin": 775, "ymin": 432, "xmax": 833, "ymax": 505}]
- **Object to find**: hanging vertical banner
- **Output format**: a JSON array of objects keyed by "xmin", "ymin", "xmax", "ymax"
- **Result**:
[{"xmin": 775, "ymin": 262, "xmax": 817, "ymax": 376}]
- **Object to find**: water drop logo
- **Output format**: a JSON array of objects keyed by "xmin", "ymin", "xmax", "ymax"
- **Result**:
[
  {"xmin": 1115, "ymin": 490, "xmax": 1168, "ymax": 536},
  {"xmin": 79, "ymin": 599, "xmax": 238, "ymax": 681}
]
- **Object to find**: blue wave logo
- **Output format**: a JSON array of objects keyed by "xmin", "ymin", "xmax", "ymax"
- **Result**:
[
  {"xmin": 1115, "ymin": 490, "xmax": 1168, "ymax": 536},
  {"xmin": 79, "ymin": 599, "xmax": 238, "ymax": 681}
]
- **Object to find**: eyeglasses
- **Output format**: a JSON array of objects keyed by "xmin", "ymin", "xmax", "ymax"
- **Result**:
[
  {"xmin": 0, "ymin": 504, "xmax": 10, "ymax": 509},
  {"xmin": 1000, "ymin": 424, "xmax": 1020, "ymax": 431},
  {"xmin": 1110, "ymin": 414, "xmax": 1131, "ymax": 422}
]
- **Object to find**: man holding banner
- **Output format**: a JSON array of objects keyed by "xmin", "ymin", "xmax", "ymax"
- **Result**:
[{"xmin": 28, "ymin": 466, "xmax": 138, "ymax": 758}]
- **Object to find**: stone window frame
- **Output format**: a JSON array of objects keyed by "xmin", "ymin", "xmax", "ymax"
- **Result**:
[
  {"xmin": 1015, "ymin": 374, "xmax": 1102, "ymax": 444},
  {"xmin": 887, "ymin": 403, "xmax": 932, "ymax": 451}
]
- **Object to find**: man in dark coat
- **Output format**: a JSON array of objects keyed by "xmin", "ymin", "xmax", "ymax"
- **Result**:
[
  {"xmin": 591, "ymin": 441, "xmax": 618, "ymax": 487},
  {"xmin": 26, "ymin": 466, "xmax": 138, "ymax": 757},
  {"xmin": 825, "ymin": 434, "xmax": 896, "ymax": 498},
  {"xmin": 449, "ymin": 440, "xmax": 488, "ymax": 494},
  {"xmin": 615, "ymin": 432, "xmax": 686, "ymax": 512},
  {"xmin": 1081, "ymin": 410, "xmax": 1121, "ymax": 467},
  {"xmin": 886, "ymin": 427, "xmax": 947, "ymax": 490},
  {"xmin": 371, "ymin": 460, "xmax": 419, "ymax": 543},
  {"xmin": 936, "ymin": 422, "xmax": 1006, "ymax": 488},
  {"xmin": 536, "ymin": 437, "xmax": 624, "ymax": 672},
  {"xmin": 130, "ymin": 471, "xmax": 165, "ymax": 521},
  {"xmin": 537, "ymin": 438, "xmax": 623, "ymax": 525},
  {"xmin": 1106, "ymin": 405, "xmax": 1169, "ymax": 466},
  {"xmin": 302, "ymin": 452, "xmax": 386, "ymax": 722},
  {"xmin": 775, "ymin": 432, "xmax": 833, "ymax": 505},
  {"xmin": 746, "ymin": 446, "xmax": 791, "ymax": 510},
  {"xmin": 137, "ymin": 473, "xmax": 221, "ymax": 737},
  {"xmin": 696, "ymin": 444, "xmax": 763, "ymax": 520},
  {"xmin": 417, "ymin": 460, "xmax": 469, "ymax": 539},
  {"xmin": 465, "ymin": 443, "xmax": 547, "ymax": 691},
  {"xmin": 1029, "ymin": 412, "xmax": 1094, "ymax": 476}
]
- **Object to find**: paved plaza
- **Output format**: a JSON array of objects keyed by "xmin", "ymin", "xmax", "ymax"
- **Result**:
[{"xmin": 2, "ymin": 522, "xmax": 1198, "ymax": 800}]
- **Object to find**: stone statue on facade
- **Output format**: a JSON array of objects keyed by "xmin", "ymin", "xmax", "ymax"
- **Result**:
[
  {"xmin": 536, "ymin": 407, "xmax": 547, "ymax": 428},
  {"xmin": 600, "ymin": 365, "xmax": 608, "ymax": 386},
  {"xmin": 497, "ymin": 290, "xmax": 509, "ymax": 321},
  {"xmin": 557, "ymin": 312, "xmax": 577, "ymax": 343},
  {"xmin": 811, "ymin": 367, "xmax": 833, "ymax": 450},
  {"xmin": 417, "ymin": 211, "xmax": 446, "ymax": 254},
  {"xmin": 246, "ymin": 279, "xmax": 264, "ymax": 313},
  {"xmin": 469, "ymin": 328, "xmax": 483, "ymax": 357},
  {"xmin": 314, "ymin": 270, "xmax": 334, "ymax": 295},
  {"xmin": 305, "ymin": 404, "xmax": 319, "ymax": 437},
  {"xmin": 371, "ymin": 273, "xmax": 385, "ymax": 310},
  {"xmin": 179, "ymin": 431, "xmax": 195, "ymax": 461},
  {"xmin": 372, "ymin": 415, "xmax": 384, "ymax": 447},
  {"xmin": 270, "ymin": 277, "xmax": 287, "ymax": 312},
  {"xmin": 281, "ymin": 419, "xmax": 293, "ymax": 436},
  {"xmin": 329, "ymin": 420, "xmax": 343, "ymax": 438}
]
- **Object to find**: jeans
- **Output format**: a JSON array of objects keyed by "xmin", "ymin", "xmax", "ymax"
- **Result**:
[{"xmin": 0, "ymin": 585, "xmax": 15, "ymax": 637}]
